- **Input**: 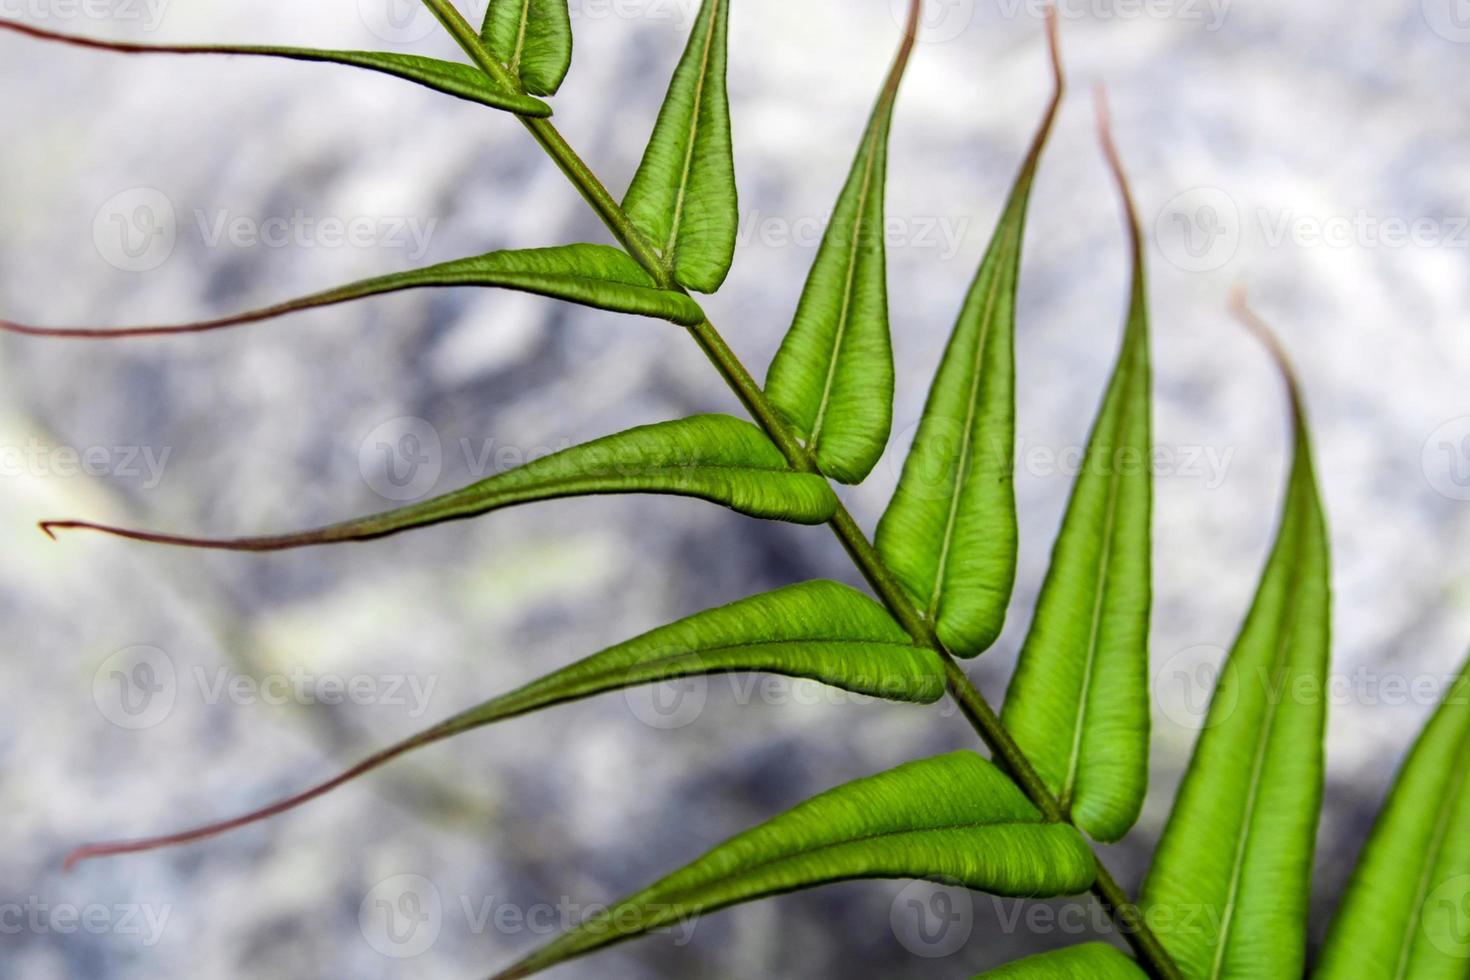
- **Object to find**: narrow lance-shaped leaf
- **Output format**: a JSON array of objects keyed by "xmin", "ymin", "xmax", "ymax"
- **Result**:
[
  {"xmin": 481, "ymin": 0, "xmax": 572, "ymax": 96},
  {"xmin": 40, "ymin": 415, "xmax": 838, "ymax": 549},
  {"xmin": 492, "ymin": 752, "xmax": 1098, "ymax": 979},
  {"xmin": 1000, "ymin": 100, "xmax": 1152, "ymax": 844},
  {"xmin": 0, "ymin": 244, "xmax": 706, "ymax": 339},
  {"xmin": 762, "ymin": 0, "xmax": 920, "ymax": 484},
  {"xmin": 622, "ymin": 0, "xmax": 737, "ymax": 293},
  {"xmin": 1140, "ymin": 294, "xmax": 1333, "ymax": 980},
  {"xmin": 66, "ymin": 581, "xmax": 945, "ymax": 867},
  {"xmin": 0, "ymin": 20, "xmax": 551, "ymax": 117},
  {"xmin": 1314, "ymin": 651, "xmax": 1470, "ymax": 979},
  {"xmin": 875, "ymin": 18, "xmax": 1064, "ymax": 657},
  {"xmin": 972, "ymin": 943, "xmax": 1148, "ymax": 979}
]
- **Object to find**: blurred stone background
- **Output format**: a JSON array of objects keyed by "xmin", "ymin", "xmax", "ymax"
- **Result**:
[{"xmin": 0, "ymin": 0, "xmax": 1467, "ymax": 976}]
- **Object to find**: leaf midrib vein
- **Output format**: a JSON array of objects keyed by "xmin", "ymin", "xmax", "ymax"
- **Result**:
[
  {"xmin": 663, "ymin": 0, "xmax": 721, "ymax": 261},
  {"xmin": 807, "ymin": 118, "xmax": 885, "ymax": 453},
  {"xmin": 1389, "ymin": 712, "xmax": 1470, "ymax": 979},
  {"xmin": 1206, "ymin": 497, "xmax": 1312, "ymax": 980},
  {"xmin": 1059, "ymin": 329, "xmax": 1143, "ymax": 812},
  {"xmin": 925, "ymin": 221, "xmax": 1019, "ymax": 620}
]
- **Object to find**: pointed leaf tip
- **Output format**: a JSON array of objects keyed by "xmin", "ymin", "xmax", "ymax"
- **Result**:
[
  {"xmin": 1000, "ymin": 94, "xmax": 1152, "ymax": 844},
  {"xmin": 42, "ymin": 415, "xmax": 838, "ymax": 552},
  {"xmin": 876, "ymin": 24, "xmax": 1065, "ymax": 657},
  {"xmin": 622, "ymin": 0, "xmax": 737, "ymax": 293},
  {"xmin": 0, "ymin": 19, "xmax": 552, "ymax": 116},
  {"xmin": 763, "ymin": 0, "xmax": 922, "ymax": 484}
]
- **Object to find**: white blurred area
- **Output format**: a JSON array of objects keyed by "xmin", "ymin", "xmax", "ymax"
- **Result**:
[{"xmin": 0, "ymin": 1, "xmax": 1467, "ymax": 977}]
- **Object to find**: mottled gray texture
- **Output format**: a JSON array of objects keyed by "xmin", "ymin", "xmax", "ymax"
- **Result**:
[{"xmin": 0, "ymin": 1, "xmax": 1467, "ymax": 977}]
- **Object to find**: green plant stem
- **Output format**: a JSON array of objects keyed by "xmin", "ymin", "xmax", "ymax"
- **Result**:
[{"xmin": 427, "ymin": 9, "xmax": 1182, "ymax": 977}]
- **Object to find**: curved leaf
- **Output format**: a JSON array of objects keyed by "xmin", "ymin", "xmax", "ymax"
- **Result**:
[
  {"xmin": 0, "ymin": 244, "xmax": 706, "ymax": 339},
  {"xmin": 0, "ymin": 20, "xmax": 551, "ymax": 116},
  {"xmin": 492, "ymin": 751, "xmax": 1097, "ymax": 979},
  {"xmin": 1314, "ymin": 653, "xmax": 1470, "ymax": 979},
  {"xmin": 622, "ymin": 0, "xmax": 736, "ymax": 293},
  {"xmin": 40, "ymin": 415, "xmax": 838, "ymax": 549},
  {"xmin": 481, "ymin": 0, "xmax": 572, "ymax": 96},
  {"xmin": 875, "ymin": 23, "xmax": 1064, "ymax": 657},
  {"xmin": 1140, "ymin": 299, "xmax": 1332, "ymax": 980},
  {"xmin": 973, "ymin": 943, "xmax": 1148, "ymax": 978},
  {"xmin": 65, "ymin": 580, "xmax": 941, "ymax": 866},
  {"xmin": 762, "ymin": 1, "xmax": 920, "ymax": 484},
  {"xmin": 1001, "ymin": 107, "xmax": 1152, "ymax": 843}
]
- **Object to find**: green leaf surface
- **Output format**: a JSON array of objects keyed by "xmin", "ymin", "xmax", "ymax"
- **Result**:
[
  {"xmin": 0, "ymin": 245, "xmax": 706, "ymax": 338},
  {"xmin": 66, "ymin": 581, "xmax": 942, "ymax": 866},
  {"xmin": 1001, "ymin": 118, "xmax": 1152, "ymax": 843},
  {"xmin": 1140, "ymin": 305, "xmax": 1332, "ymax": 980},
  {"xmin": 481, "ymin": 0, "xmax": 572, "ymax": 96},
  {"xmin": 875, "ymin": 31, "xmax": 1064, "ymax": 657},
  {"xmin": 621, "ymin": 0, "xmax": 736, "ymax": 293},
  {"xmin": 0, "ymin": 19, "xmax": 551, "ymax": 116},
  {"xmin": 1314, "ymin": 653, "xmax": 1470, "ymax": 979},
  {"xmin": 41, "ymin": 415, "xmax": 838, "ymax": 549},
  {"xmin": 972, "ymin": 943, "xmax": 1148, "ymax": 978},
  {"xmin": 762, "ymin": 4, "xmax": 919, "ymax": 484},
  {"xmin": 492, "ymin": 751, "xmax": 1097, "ymax": 979}
]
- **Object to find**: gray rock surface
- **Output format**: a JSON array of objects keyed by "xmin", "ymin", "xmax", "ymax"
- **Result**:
[{"xmin": 0, "ymin": 1, "xmax": 1466, "ymax": 977}]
